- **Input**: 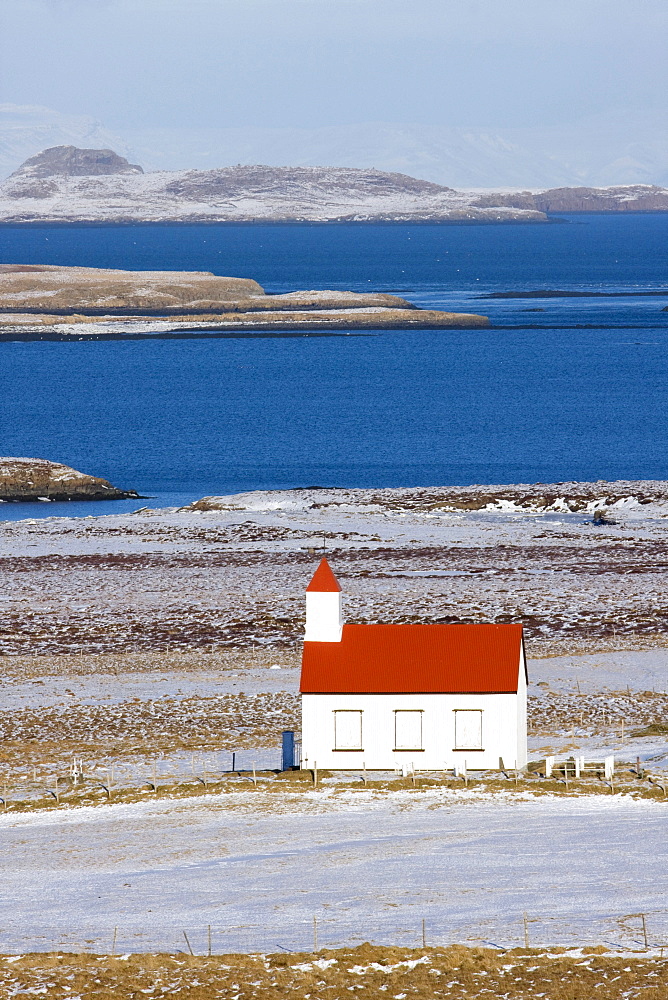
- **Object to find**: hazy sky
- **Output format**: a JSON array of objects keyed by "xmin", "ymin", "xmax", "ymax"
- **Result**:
[{"xmin": 1, "ymin": 0, "xmax": 666, "ymax": 131}]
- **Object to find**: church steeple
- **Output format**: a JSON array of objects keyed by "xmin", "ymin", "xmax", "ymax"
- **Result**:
[{"xmin": 304, "ymin": 558, "xmax": 343, "ymax": 642}]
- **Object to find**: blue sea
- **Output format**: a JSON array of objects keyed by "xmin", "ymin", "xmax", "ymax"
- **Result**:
[{"xmin": 0, "ymin": 214, "xmax": 667, "ymax": 519}]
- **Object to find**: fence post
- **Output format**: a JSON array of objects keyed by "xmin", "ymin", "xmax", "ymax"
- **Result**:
[
  {"xmin": 282, "ymin": 731, "xmax": 295, "ymax": 772},
  {"xmin": 574, "ymin": 757, "xmax": 581, "ymax": 779},
  {"xmin": 545, "ymin": 756, "xmax": 554, "ymax": 778}
]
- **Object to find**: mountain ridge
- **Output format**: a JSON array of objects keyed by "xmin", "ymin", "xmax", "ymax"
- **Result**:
[
  {"xmin": 0, "ymin": 148, "xmax": 546, "ymax": 223},
  {"xmin": 0, "ymin": 146, "xmax": 666, "ymax": 225},
  {"xmin": 3, "ymin": 105, "xmax": 667, "ymax": 188}
]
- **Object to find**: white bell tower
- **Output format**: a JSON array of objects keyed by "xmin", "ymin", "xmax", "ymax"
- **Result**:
[{"xmin": 304, "ymin": 557, "xmax": 343, "ymax": 642}]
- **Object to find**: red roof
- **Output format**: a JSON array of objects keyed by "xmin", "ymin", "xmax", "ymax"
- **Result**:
[
  {"xmin": 300, "ymin": 623, "xmax": 524, "ymax": 693},
  {"xmin": 306, "ymin": 557, "xmax": 342, "ymax": 593}
]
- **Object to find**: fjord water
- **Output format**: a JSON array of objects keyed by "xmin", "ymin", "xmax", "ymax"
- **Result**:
[{"xmin": 0, "ymin": 214, "xmax": 667, "ymax": 518}]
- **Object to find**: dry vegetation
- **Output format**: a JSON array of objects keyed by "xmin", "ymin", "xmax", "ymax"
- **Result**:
[
  {"xmin": 0, "ymin": 648, "xmax": 299, "ymax": 777},
  {"xmin": 0, "ymin": 689, "xmax": 298, "ymax": 761},
  {"xmin": 2, "ymin": 756, "xmax": 668, "ymax": 818},
  {"xmin": 2, "ymin": 946, "xmax": 668, "ymax": 999},
  {"xmin": 0, "ymin": 639, "xmax": 667, "ymax": 802}
]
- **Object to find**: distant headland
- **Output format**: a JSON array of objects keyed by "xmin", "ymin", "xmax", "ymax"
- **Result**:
[
  {"xmin": 0, "ymin": 263, "xmax": 490, "ymax": 338},
  {"xmin": 0, "ymin": 145, "xmax": 666, "ymax": 226}
]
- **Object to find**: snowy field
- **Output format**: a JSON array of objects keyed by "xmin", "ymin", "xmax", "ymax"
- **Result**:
[
  {"xmin": 1, "ymin": 787, "xmax": 667, "ymax": 955},
  {"xmin": 3, "ymin": 480, "xmax": 668, "ymax": 657},
  {"xmin": 1, "ymin": 483, "xmax": 667, "ymax": 969},
  {"xmin": 1, "ymin": 482, "xmax": 668, "ymax": 793}
]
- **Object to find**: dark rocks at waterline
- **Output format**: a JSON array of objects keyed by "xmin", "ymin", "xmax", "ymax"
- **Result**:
[{"xmin": 0, "ymin": 457, "xmax": 140, "ymax": 502}]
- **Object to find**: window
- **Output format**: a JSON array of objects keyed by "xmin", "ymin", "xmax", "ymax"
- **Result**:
[
  {"xmin": 334, "ymin": 710, "xmax": 363, "ymax": 750},
  {"xmin": 454, "ymin": 710, "xmax": 483, "ymax": 750},
  {"xmin": 394, "ymin": 710, "xmax": 423, "ymax": 751}
]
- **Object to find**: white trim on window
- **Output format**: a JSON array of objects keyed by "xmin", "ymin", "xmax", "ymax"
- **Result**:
[
  {"xmin": 453, "ymin": 709, "xmax": 483, "ymax": 751},
  {"xmin": 394, "ymin": 709, "xmax": 424, "ymax": 751},
  {"xmin": 333, "ymin": 710, "xmax": 363, "ymax": 751}
]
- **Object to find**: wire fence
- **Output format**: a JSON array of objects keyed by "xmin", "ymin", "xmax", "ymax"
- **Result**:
[
  {"xmin": 7, "ymin": 909, "xmax": 668, "ymax": 957},
  {"xmin": 0, "ymin": 744, "xmax": 296, "ymax": 808}
]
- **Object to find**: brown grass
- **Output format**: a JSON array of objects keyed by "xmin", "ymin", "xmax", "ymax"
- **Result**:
[
  {"xmin": 1, "ymin": 946, "xmax": 667, "ymax": 999},
  {"xmin": 1, "ymin": 768, "xmax": 666, "ymax": 818}
]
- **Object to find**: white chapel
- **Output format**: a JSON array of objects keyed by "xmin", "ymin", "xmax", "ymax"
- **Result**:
[{"xmin": 300, "ymin": 558, "xmax": 527, "ymax": 771}]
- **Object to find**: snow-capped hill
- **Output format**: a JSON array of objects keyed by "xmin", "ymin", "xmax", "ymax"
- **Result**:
[
  {"xmin": 164, "ymin": 164, "xmax": 450, "ymax": 200},
  {"xmin": 10, "ymin": 145, "xmax": 143, "ymax": 179},
  {"xmin": 0, "ymin": 104, "xmax": 129, "ymax": 181},
  {"xmin": 2, "ymin": 106, "xmax": 666, "ymax": 189},
  {"xmin": 0, "ymin": 151, "xmax": 545, "ymax": 223}
]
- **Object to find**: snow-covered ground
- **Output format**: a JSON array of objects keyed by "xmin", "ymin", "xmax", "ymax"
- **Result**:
[
  {"xmin": 2, "ymin": 481, "xmax": 668, "ymax": 656},
  {"xmin": 1, "ymin": 789, "xmax": 666, "ymax": 954},
  {"xmin": 1, "ymin": 484, "xmax": 667, "ymax": 957},
  {"xmin": 1, "ymin": 481, "xmax": 668, "ymax": 782}
]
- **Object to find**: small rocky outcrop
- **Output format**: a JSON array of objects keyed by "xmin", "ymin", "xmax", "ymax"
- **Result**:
[
  {"xmin": 10, "ymin": 145, "xmax": 143, "ymax": 179},
  {"xmin": 0, "ymin": 457, "xmax": 140, "ymax": 502}
]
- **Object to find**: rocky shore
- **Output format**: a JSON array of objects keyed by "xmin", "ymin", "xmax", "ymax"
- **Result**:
[
  {"xmin": 0, "ymin": 457, "xmax": 139, "ymax": 502},
  {"xmin": 0, "ymin": 264, "xmax": 489, "ymax": 338}
]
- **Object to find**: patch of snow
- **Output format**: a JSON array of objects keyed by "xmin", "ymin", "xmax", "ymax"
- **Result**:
[{"xmin": 0, "ymin": 790, "xmax": 667, "ymax": 953}]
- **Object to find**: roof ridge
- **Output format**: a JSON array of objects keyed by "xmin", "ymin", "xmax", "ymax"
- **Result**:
[{"xmin": 306, "ymin": 557, "xmax": 341, "ymax": 592}]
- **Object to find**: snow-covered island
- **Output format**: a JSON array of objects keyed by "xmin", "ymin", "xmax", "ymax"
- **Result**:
[
  {"xmin": 0, "ymin": 262, "xmax": 489, "ymax": 338},
  {"xmin": 1, "ymin": 145, "xmax": 666, "ymax": 226}
]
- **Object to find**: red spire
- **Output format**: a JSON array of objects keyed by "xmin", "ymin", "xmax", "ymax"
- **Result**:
[{"xmin": 306, "ymin": 557, "xmax": 341, "ymax": 593}]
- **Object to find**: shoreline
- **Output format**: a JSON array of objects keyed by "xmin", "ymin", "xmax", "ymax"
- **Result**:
[
  {"xmin": 0, "ymin": 212, "xmax": 665, "ymax": 229},
  {"xmin": 0, "ymin": 216, "xmax": 557, "ymax": 227},
  {"xmin": 0, "ymin": 322, "xmax": 488, "ymax": 341}
]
